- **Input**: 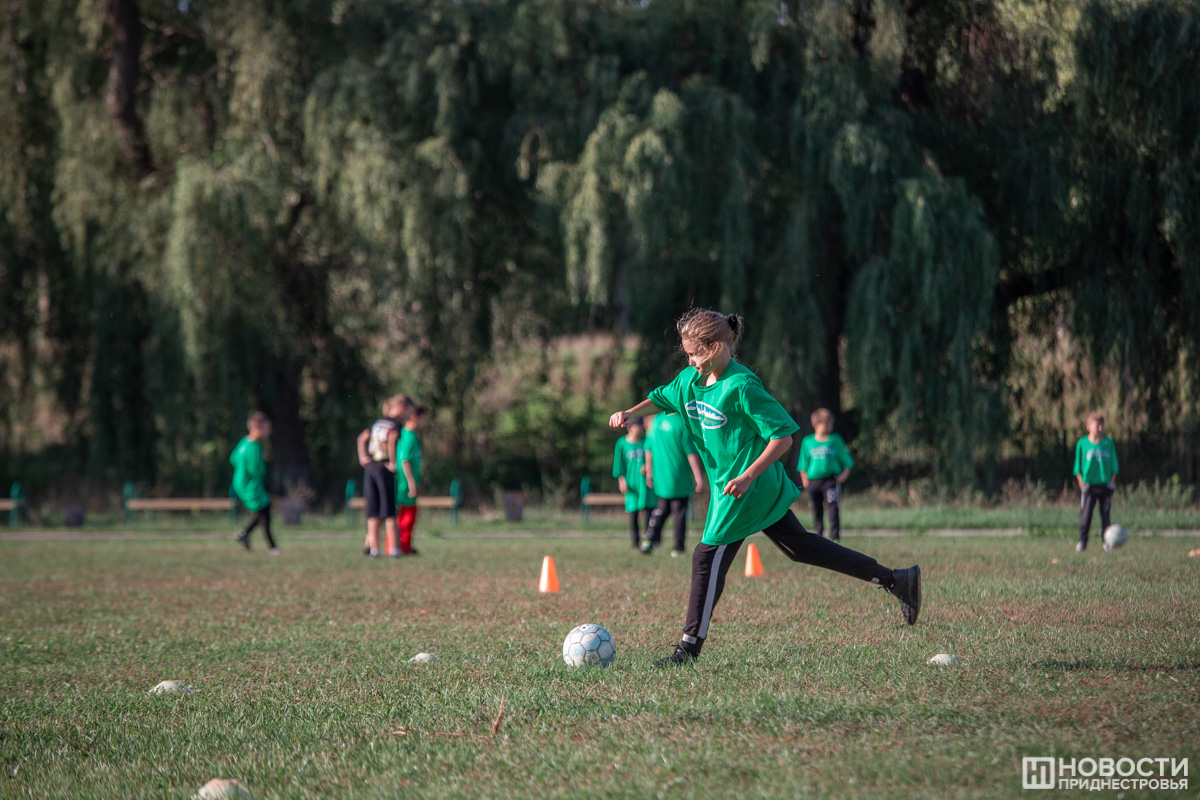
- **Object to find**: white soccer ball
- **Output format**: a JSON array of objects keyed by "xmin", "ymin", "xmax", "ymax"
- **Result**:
[
  {"xmin": 561, "ymin": 623, "xmax": 616, "ymax": 668},
  {"xmin": 1102, "ymin": 525, "xmax": 1128, "ymax": 551}
]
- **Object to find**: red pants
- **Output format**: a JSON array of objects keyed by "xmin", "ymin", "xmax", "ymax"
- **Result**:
[{"xmin": 397, "ymin": 505, "xmax": 419, "ymax": 554}]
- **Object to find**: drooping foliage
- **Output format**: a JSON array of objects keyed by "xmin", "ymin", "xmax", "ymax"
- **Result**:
[{"xmin": 2, "ymin": 0, "xmax": 1200, "ymax": 501}]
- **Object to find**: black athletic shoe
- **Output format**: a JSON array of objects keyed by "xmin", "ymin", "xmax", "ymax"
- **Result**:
[
  {"xmin": 236, "ymin": 532, "xmax": 250, "ymax": 551},
  {"xmin": 407, "ymin": 548, "xmax": 419, "ymax": 556},
  {"xmin": 889, "ymin": 565, "xmax": 921, "ymax": 625},
  {"xmin": 653, "ymin": 645, "xmax": 697, "ymax": 668},
  {"xmin": 639, "ymin": 540, "xmax": 654, "ymax": 555},
  {"xmin": 363, "ymin": 546, "xmax": 372, "ymax": 557}
]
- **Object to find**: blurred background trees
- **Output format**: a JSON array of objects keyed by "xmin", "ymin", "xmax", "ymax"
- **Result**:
[{"xmin": 1, "ymin": 0, "xmax": 1197, "ymax": 504}]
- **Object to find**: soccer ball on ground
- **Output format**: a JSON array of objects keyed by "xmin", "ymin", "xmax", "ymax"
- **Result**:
[
  {"xmin": 561, "ymin": 623, "xmax": 616, "ymax": 668},
  {"xmin": 1102, "ymin": 524, "xmax": 1129, "ymax": 551}
]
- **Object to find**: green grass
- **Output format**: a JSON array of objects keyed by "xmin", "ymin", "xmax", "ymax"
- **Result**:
[{"xmin": 2, "ymin": 531, "xmax": 1198, "ymax": 799}]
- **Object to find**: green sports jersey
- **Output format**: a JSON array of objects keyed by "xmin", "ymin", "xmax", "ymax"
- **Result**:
[
  {"xmin": 613, "ymin": 436, "xmax": 656, "ymax": 512},
  {"xmin": 229, "ymin": 436, "xmax": 270, "ymax": 512},
  {"xmin": 647, "ymin": 360, "xmax": 800, "ymax": 546},
  {"xmin": 1073, "ymin": 435, "xmax": 1118, "ymax": 485},
  {"xmin": 395, "ymin": 429, "xmax": 422, "ymax": 507},
  {"xmin": 645, "ymin": 413, "xmax": 699, "ymax": 499},
  {"xmin": 798, "ymin": 433, "xmax": 854, "ymax": 480}
]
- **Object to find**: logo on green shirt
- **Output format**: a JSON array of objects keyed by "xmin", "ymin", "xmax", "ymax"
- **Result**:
[{"xmin": 685, "ymin": 400, "xmax": 728, "ymax": 429}]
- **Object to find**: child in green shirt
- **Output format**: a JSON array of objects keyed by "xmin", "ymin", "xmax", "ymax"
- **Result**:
[
  {"xmin": 394, "ymin": 405, "xmax": 427, "ymax": 556},
  {"xmin": 798, "ymin": 408, "xmax": 854, "ymax": 541},
  {"xmin": 231, "ymin": 411, "xmax": 277, "ymax": 553},
  {"xmin": 610, "ymin": 309, "xmax": 921, "ymax": 667},
  {"xmin": 613, "ymin": 418, "xmax": 657, "ymax": 548},
  {"xmin": 642, "ymin": 412, "xmax": 707, "ymax": 555},
  {"xmin": 1073, "ymin": 410, "xmax": 1119, "ymax": 552}
]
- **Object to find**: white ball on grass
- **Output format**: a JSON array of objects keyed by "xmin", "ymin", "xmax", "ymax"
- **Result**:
[
  {"xmin": 562, "ymin": 624, "xmax": 615, "ymax": 668},
  {"xmin": 195, "ymin": 778, "xmax": 253, "ymax": 799},
  {"xmin": 148, "ymin": 680, "xmax": 192, "ymax": 695},
  {"xmin": 407, "ymin": 652, "xmax": 439, "ymax": 664},
  {"xmin": 1102, "ymin": 525, "xmax": 1128, "ymax": 551},
  {"xmin": 927, "ymin": 653, "xmax": 961, "ymax": 666}
]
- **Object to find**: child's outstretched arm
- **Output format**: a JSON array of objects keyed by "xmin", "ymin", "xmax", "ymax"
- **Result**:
[
  {"xmin": 609, "ymin": 400, "xmax": 662, "ymax": 428},
  {"xmin": 723, "ymin": 437, "xmax": 792, "ymax": 499}
]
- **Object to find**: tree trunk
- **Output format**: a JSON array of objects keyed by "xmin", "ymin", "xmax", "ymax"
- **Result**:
[
  {"xmin": 258, "ymin": 361, "xmax": 313, "ymax": 496},
  {"xmin": 105, "ymin": 0, "xmax": 152, "ymax": 177}
]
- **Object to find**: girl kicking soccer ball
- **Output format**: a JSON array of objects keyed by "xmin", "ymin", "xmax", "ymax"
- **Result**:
[{"xmin": 609, "ymin": 309, "xmax": 921, "ymax": 667}]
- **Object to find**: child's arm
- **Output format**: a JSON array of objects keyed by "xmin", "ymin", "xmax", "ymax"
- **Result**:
[
  {"xmin": 609, "ymin": 400, "xmax": 663, "ymax": 428},
  {"xmin": 386, "ymin": 429, "xmax": 400, "ymax": 472},
  {"xmin": 618, "ymin": 476, "xmax": 629, "ymax": 495},
  {"xmin": 724, "ymin": 437, "xmax": 792, "ymax": 499},
  {"xmin": 643, "ymin": 450, "xmax": 654, "ymax": 490},
  {"xmin": 357, "ymin": 429, "xmax": 371, "ymax": 468},
  {"xmin": 401, "ymin": 460, "xmax": 418, "ymax": 498},
  {"xmin": 687, "ymin": 454, "xmax": 706, "ymax": 494},
  {"xmin": 836, "ymin": 467, "xmax": 851, "ymax": 484}
]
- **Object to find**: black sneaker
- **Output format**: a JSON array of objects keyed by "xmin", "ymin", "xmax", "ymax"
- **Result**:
[
  {"xmin": 236, "ymin": 532, "xmax": 250, "ymax": 551},
  {"xmin": 653, "ymin": 645, "xmax": 697, "ymax": 668},
  {"xmin": 363, "ymin": 546, "xmax": 372, "ymax": 557},
  {"xmin": 639, "ymin": 540, "xmax": 654, "ymax": 555},
  {"xmin": 407, "ymin": 548, "xmax": 419, "ymax": 556},
  {"xmin": 889, "ymin": 565, "xmax": 921, "ymax": 625}
]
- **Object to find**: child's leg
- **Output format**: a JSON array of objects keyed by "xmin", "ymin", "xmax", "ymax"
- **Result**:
[
  {"xmin": 365, "ymin": 466, "xmax": 381, "ymax": 554},
  {"xmin": 259, "ymin": 506, "xmax": 277, "ymax": 550},
  {"xmin": 826, "ymin": 482, "xmax": 842, "ymax": 541},
  {"xmin": 1079, "ymin": 487, "xmax": 1097, "ymax": 547},
  {"xmin": 671, "ymin": 498, "xmax": 689, "ymax": 551},
  {"xmin": 629, "ymin": 511, "xmax": 641, "ymax": 547},
  {"xmin": 399, "ymin": 506, "xmax": 418, "ymax": 554},
  {"xmin": 680, "ymin": 539, "xmax": 746, "ymax": 655},
  {"xmin": 807, "ymin": 484, "xmax": 826, "ymax": 537},
  {"xmin": 645, "ymin": 497, "xmax": 669, "ymax": 546},
  {"xmin": 384, "ymin": 518, "xmax": 399, "ymax": 556},
  {"xmin": 760, "ymin": 510, "xmax": 894, "ymax": 586},
  {"xmin": 366, "ymin": 518, "xmax": 381, "ymax": 554},
  {"xmin": 1098, "ymin": 486, "xmax": 1113, "ymax": 530}
]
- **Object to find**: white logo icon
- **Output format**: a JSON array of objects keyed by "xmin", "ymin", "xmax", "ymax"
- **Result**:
[
  {"xmin": 685, "ymin": 400, "xmax": 728, "ymax": 429},
  {"xmin": 1023, "ymin": 758, "xmax": 1055, "ymax": 790}
]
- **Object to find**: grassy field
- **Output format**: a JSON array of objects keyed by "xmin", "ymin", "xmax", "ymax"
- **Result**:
[{"xmin": 2, "ymin": 529, "xmax": 1198, "ymax": 799}]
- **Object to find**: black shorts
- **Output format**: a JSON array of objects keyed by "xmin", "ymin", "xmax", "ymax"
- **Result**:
[{"xmin": 364, "ymin": 462, "xmax": 397, "ymax": 519}]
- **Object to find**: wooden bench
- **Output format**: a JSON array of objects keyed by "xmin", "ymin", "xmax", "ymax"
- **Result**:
[
  {"xmin": 123, "ymin": 482, "xmax": 240, "ymax": 523},
  {"xmin": 344, "ymin": 479, "xmax": 462, "ymax": 525},
  {"xmin": 1, "ymin": 482, "xmax": 25, "ymax": 527},
  {"xmin": 580, "ymin": 477, "xmax": 629, "ymax": 521}
]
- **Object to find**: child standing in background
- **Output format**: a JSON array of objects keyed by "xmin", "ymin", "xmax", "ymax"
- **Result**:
[
  {"xmin": 232, "ymin": 411, "xmax": 278, "ymax": 554},
  {"xmin": 394, "ymin": 405, "xmax": 428, "ymax": 556},
  {"xmin": 613, "ymin": 417, "xmax": 656, "ymax": 549},
  {"xmin": 357, "ymin": 395, "xmax": 411, "ymax": 557},
  {"xmin": 797, "ymin": 408, "xmax": 854, "ymax": 541},
  {"xmin": 1073, "ymin": 410, "xmax": 1119, "ymax": 552},
  {"xmin": 643, "ymin": 412, "xmax": 707, "ymax": 555}
]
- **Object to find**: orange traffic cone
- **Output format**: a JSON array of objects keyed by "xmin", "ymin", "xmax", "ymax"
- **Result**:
[
  {"xmin": 744, "ymin": 543, "xmax": 763, "ymax": 577},
  {"xmin": 539, "ymin": 555, "xmax": 560, "ymax": 593}
]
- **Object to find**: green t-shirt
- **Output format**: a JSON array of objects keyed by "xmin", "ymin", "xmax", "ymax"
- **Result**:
[
  {"xmin": 395, "ymin": 429, "xmax": 422, "ymax": 507},
  {"xmin": 229, "ymin": 436, "xmax": 270, "ymax": 512},
  {"xmin": 798, "ymin": 433, "xmax": 854, "ymax": 480},
  {"xmin": 645, "ymin": 413, "xmax": 699, "ymax": 499},
  {"xmin": 1073, "ymin": 435, "xmax": 1118, "ymax": 485},
  {"xmin": 647, "ymin": 361, "xmax": 800, "ymax": 546},
  {"xmin": 613, "ymin": 436, "xmax": 656, "ymax": 512}
]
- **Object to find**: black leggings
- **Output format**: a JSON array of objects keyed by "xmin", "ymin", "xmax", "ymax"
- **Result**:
[
  {"xmin": 242, "ymin": 507, "xmax": 276, "ymax": 549},
  {"xmin": 629, "ymin": 509, "xmax": 652, "ymax": 547},
  {"xmin": 806, "ymin": 477, "xmax": 841, "ymax": 540},
  {"xmin": 645, "ymin": 497, "xmax": 690, "ymax": 551},
  {"xmin": 681, "ymin": 510, "xmax": 894, "ymax": 651},
  {"xmin": 1079, "ymin": 484, "xmax": 1114, "ymax": 545}
]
